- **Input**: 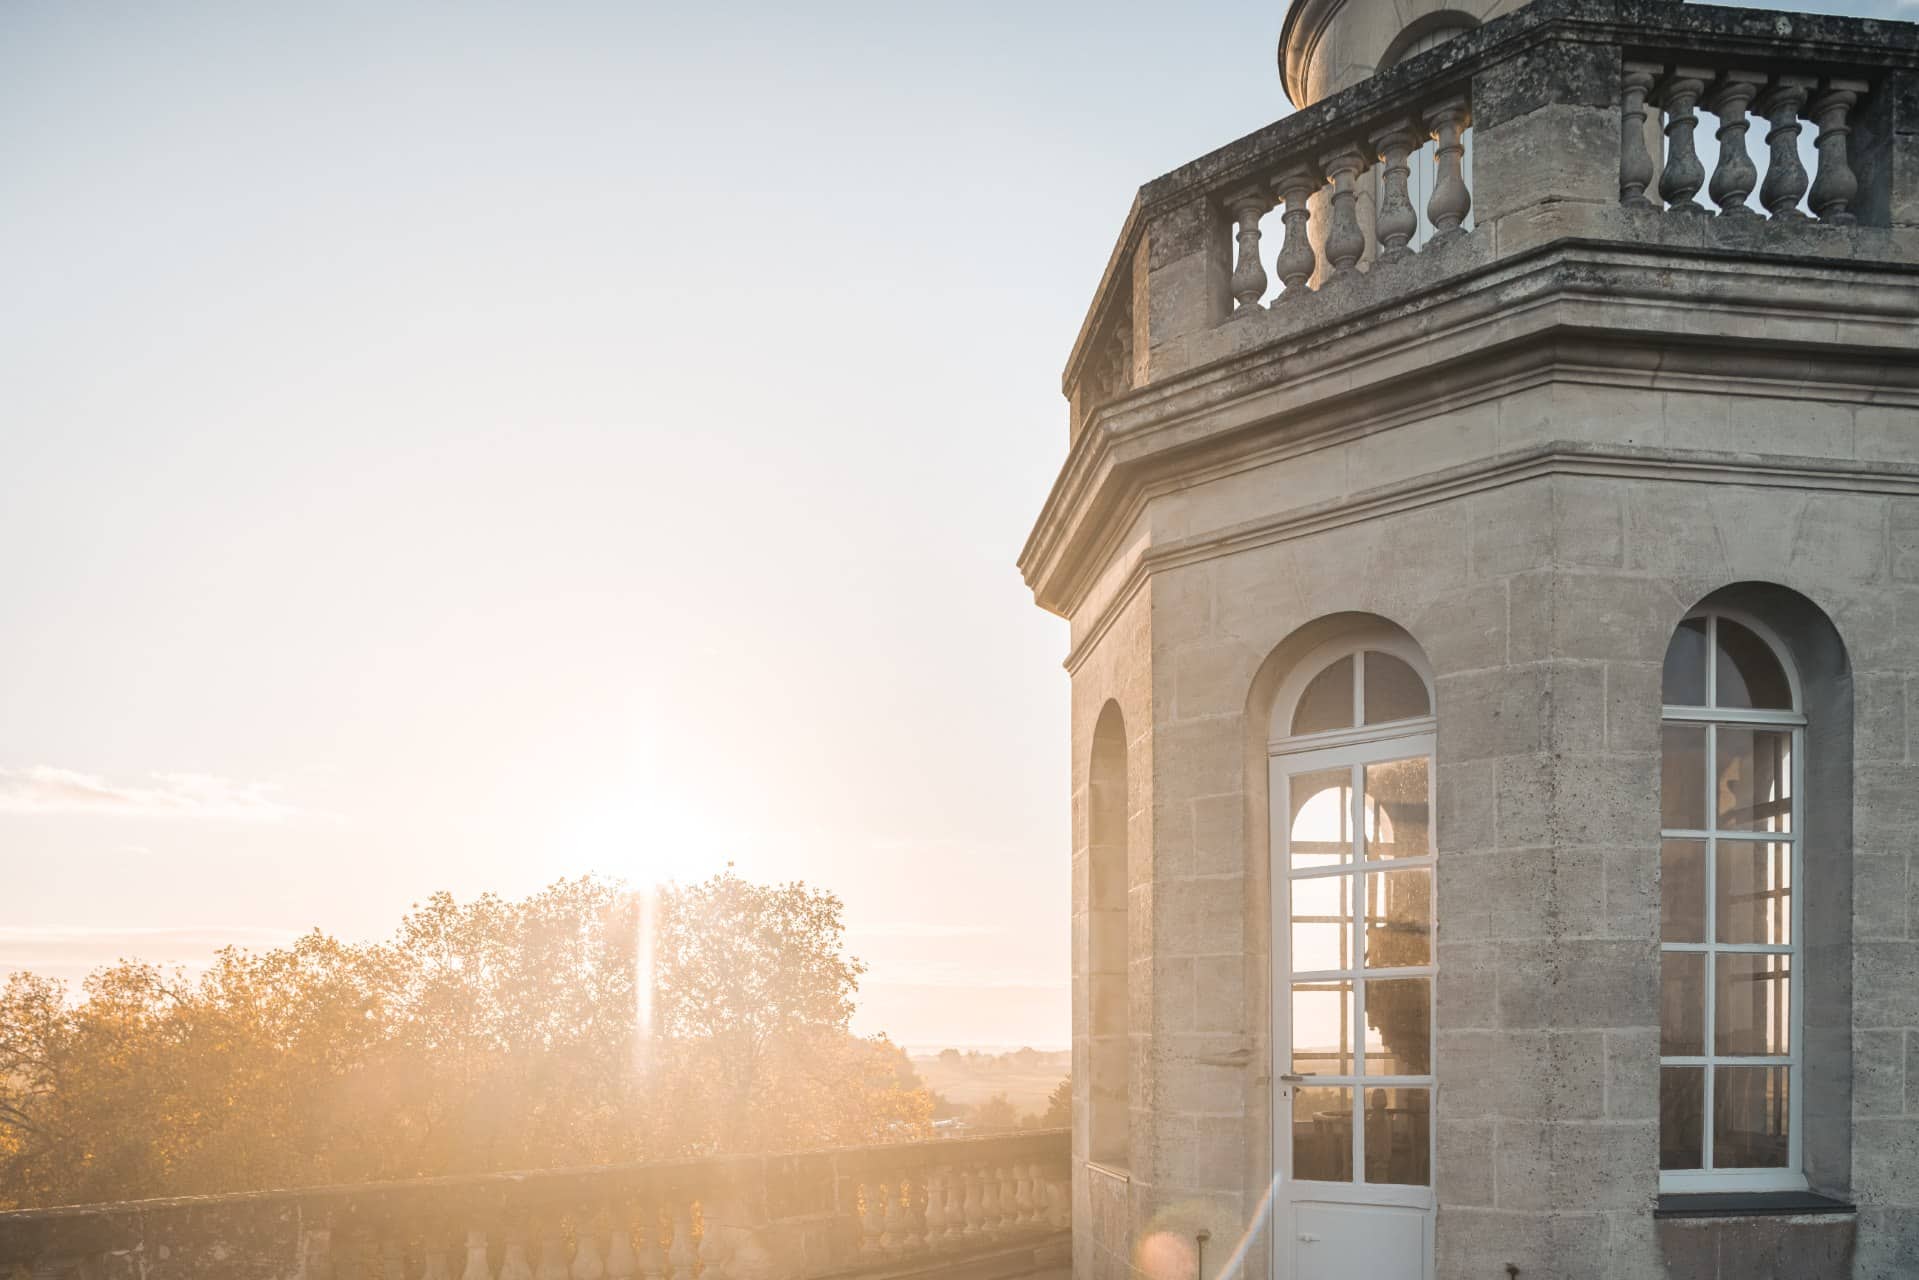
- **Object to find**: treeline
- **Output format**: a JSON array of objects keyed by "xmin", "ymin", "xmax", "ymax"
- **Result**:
[{"xmin": 0, "ymin": 873, "xmax": 929, "ymax": 1210}]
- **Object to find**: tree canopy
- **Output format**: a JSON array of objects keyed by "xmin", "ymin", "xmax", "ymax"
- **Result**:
[{"xmin": 0, "ymin": 872, "xmax": 931, "ymax": 1210}]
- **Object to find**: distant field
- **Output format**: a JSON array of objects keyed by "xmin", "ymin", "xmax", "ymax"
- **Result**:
[{"xmin": 913, "ymin": 1055, "xmax": 1069, "ymax": 1115}]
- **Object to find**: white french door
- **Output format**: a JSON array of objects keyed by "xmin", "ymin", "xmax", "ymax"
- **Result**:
[{"xmin": 1271, "ymin": 732, "xmax": 1436, "ymax": 1280}]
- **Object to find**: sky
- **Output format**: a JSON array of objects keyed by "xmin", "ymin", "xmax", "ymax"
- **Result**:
[{"xmin": 1, "ymin": 0, "xmax": 1910, "ymax": 1054}]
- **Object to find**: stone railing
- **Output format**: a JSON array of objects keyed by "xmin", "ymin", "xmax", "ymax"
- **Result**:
[
  {"xmin": 0, "ymin": 1130, "xmax": 1070, "ymax": 1280},
  {"xmin": 1061, "ymin": 0, "xmax": 1919, "ymax": 437}
]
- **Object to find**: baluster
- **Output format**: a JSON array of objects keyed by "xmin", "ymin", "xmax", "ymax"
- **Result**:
[
  {"xmin": 697, "ymin": 1217, "xmax": 730, "ymax": 1278},
  {"xmin": 1226, "ymin": 187, "xmax": 1273, "ymax": 314},
  {"xmin": 1369, "ymin": 121, "xmax": 1419, "ymax": 261},
  {"xmin": 880, "ymin": 1177, "xmax": 905, "ymax": 1256},
  {"xmin": 1423, "ymin": 98, "xmax": 1472, "ymax": 239},
  {"xmin": 384, "ymin": 1236, "xmax": 409, "ymax": 1280},
  {"xmin": 536, "ymin": 1223, "xmax": 569, "ymax": 1280},
  {"xmin": 729, "ymin": 1230, "xmax": 775, "ymax": 1280},
  {"xmin": 1756, "ymin": 79, "xmax": 1813, "ymax": 218},
  {"xmin": 861, "ymin": 1179, "xmax": 886, "ymax": 1258},
  {"xmin": 605, "ymin": 1210, "xmax": 637, "ymax": 1280},
  {"xmin": 1269, "ymin": 165, "xmax": 1320, "ymax": 301},
  {"xmin": 1101, "ymin": 322, "xmax": 1131, "ymax": 400},
  {"xmin": 635, "ymin": 1214, "xmax": 667, "ymax": 1280},
  {"xmin": 924, "ymin": 1168, "xmax": 947, "ymax": 1250},
  {"xmin": 963, "ymin": 1168, "xmax": 985, "ymax": 1240},
  {"xmin": 1657, "ymin": 71, "xmax": 1709, "ymax": 211},
  {"xmin": 571, "ymin": 1210, "xmax": 605, "ymax": 1280},
  {"xmin": 1705, "ymin": 73, "xmax": 1764, "ymax": 216},
  {"xmin": 1808, "ymin": 82, "xmax": 1865, "ymax": 224},
  {"xmin": 1620, "ymin": 64, "xmax": 1660, "ymax": 207},
  {"xmin": 902, "ymin": 1174, "xmax": 927, "ymax": 1253},
  {"xmin": 420, "ymin": 1222, "xmax": 454, "ymax": 1280},
  {"xmin": 1012, "ymin": 1164, "xmax": 1035, "ymax": 1229},
  {"xmin": 1001, "ymin": 1167, "xmax": 1020, "ymax": 1232},
  {"xmin": 666, "ymin": 1204, "xmax": 697, "ymax": 1280},
  {"xmin": 1318, "ymin": 145, "xmax": 1366, "ymax": 278},
  {"xmin": 943, "ymin": 1166, "xmax": 966, "ymax": 1248},
  {"xmin": 1049, "ymin": 1172, "xmax": 1071, "ymax": 1230},
  {"xmin": 985, "ymin": 1164, "xmax": 1008, "ymax": 1238},
  {"xmin": 500, "ymin": 1225, "xmax": 536, "ymax": 1280},
  {"xmin": 461, "ymin": 1227, "xmax": 493, "ymax": 1280}
]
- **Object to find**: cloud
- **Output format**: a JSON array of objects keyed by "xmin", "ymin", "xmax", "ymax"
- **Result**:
[
  {"xmin": 0, "ymin": 925, "xmax": 301, "ymax": 986},
  {"xmin": 848, "ymin": 922, "xmax": 1008, "ymax": 940},
  {"xmin": 0, "ymin": 766, "xmax": 301, "ymax": 822}
]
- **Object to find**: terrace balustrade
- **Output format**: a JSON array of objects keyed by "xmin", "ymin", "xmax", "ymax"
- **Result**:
[{"xmin": 0, "ymin": 1131, "xmax": 1070, "ymax": 1280}]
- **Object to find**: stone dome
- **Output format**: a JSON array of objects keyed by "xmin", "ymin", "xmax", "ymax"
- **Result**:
[{"xmin": 1276, "ymin": 0, "xmax": 1527, "ymax": 106}]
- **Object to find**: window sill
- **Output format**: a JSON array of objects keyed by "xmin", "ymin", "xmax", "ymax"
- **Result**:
[{"xmin": 1655, "ymin": 1191, "xmax": 1855, "ymax": 1219}]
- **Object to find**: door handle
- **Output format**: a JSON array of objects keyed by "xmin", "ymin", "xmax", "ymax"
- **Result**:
[
  {"xmin": 1279, "ymin": 1073, "xmax": 1314, "ymax": 1083},
  {"xmin": 1298, "ymin": 1233, "xmax": 1321, "ymax": 1244}
]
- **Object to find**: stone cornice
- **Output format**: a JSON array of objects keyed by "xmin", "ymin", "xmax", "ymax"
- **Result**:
[{"xmin": 1023, "ymin": 241, "xmax": 1919, "ymax": 628}]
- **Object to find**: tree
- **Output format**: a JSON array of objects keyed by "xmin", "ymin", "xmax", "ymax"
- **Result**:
[
  {"xmin": 972, "ymin": 1094, "xmax": 1019, "ymax": 1133},
  {"xmin": 1040, "ymin": 1076, "xmax": 1071, "ymax": 1129},
  {"xmin": 0, "ymin": 871, "xmax": 931, "ymax": 1209}
]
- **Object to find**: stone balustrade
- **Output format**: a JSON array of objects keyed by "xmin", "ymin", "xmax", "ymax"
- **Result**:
[
  {"xmin": 0, "ymin": 1131, "xmax": 1070, "ymax": 1280},
  {"xmin": 1061, "ymin": 0, "xmax": 1919, "ymax": 438}
]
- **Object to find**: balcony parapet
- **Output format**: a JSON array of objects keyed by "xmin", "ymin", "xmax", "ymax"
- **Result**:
[
  {"xmin": 1061, "ymin": 0, "xmax": 1919, "ymax": 441},
  {"xmin": 0, "ymin": 1130, "xmax": 1070, "ymax": 1280}
]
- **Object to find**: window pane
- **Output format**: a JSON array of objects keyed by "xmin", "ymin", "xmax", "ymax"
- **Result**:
[
  {"xmin": 1715, "ymin": 619, "xmax": 1792, "ymax": 711},
  {"xmin": 1716, "ymin": 953, "xmax": 1791, "ymax": 1056},
  {"xmin": 1363, "ymin": 758, "xmax": 1429, "ymax": 861},
  {"xmin": 1664, "ymin": 617, "xmax": 1709, "ymax": 706},
  {"xmin": 1660, "ymin": 1067, "xmax": 1705, "ymax": 1170},
  {"xmin": 1661, "ymin": 725, "xmax": 1708, "ymax": 831},
  {"xmin": 1363, "ymin": 652, "xmax": 1429, "ymax": 724},
  {"xmin": 1294, "ymin": 656, "xmax": 1355, "ymax": 735},
  {"xmin": 1717, "ymin": 728, "xmax": 1792, "ymax": 833},
  {"xmin": 1661, "ymin": 952, "xmax": 1705, "ymax": 1056},
  {"xmin": 1363, "ymin": 977, "xmax": 1431, "ymax": 1075},
  {"xmin": 1293, "ymin": 1086, "xmax": 1353, "ymax": 1182},
  {"xmin": 1661, "ymin": 840, "xmax": 1707, "ymax": 943},
  {"xmin": 1363, "ymin": 869, "xmax": 1431, "ymax": 968},
  {"xmin": 1293, "ymin": 981, "xmax": 1352, "ymax": 1075},
  {"xmin": 1715, "ymin": 1065, "xmax": 1790, "ymax": 1168},
  {"xmin": 1291, "ymin": 875, "xmax": 1353, "ymax": 972},
  {"xmin": 1364, "ymin": 1087, "xmax": 1430, "ymax": 1186},
  {"xmin": 1717, "ymin": 842, "xmax": 1792, "ymax": 946},
  {"xmin": 1289, "ymin": 769, "xmax": 1354, "ymax": 868}
]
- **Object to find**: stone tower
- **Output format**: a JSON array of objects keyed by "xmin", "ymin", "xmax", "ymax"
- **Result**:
[{"xmin": 1020, "ymin": 0, "xmax": 1919, "ymax": 1276}]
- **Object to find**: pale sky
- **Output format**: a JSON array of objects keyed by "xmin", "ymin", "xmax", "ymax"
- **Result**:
[{"xmin": 1, "ymin": 0, "xmax": 1906, "ymax": 1052}]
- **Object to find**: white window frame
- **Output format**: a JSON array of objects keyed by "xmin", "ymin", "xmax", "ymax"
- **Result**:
[{"xmin": 1659, "ymin": 608, "xmax": 1807, "ymax": 1194}]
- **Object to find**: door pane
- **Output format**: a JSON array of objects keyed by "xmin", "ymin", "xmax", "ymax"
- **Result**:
[
  {"xmin": 1363, "ymin": 1087, "xmax": 1430, "ymax": 1186},
  {"xmin": 1294, "ymin": 657, "xmax": 1355, "ymax": 735},
  {"xmin": 1363, "ymin": 758, "xmax": 1429, "ymax": 860},
  {"xmin": 1362, "ymin": 868, "xmax": 1431, "ymax": 968},
  {"xmin": 1717, "ymin": 842, "xmax": 1791, "ymax": 945},
  {"xmin": 1661, "ymin": 840, "xmax": 1706, "ymax": 943},
  {"xmin": 1717, "ymin": 728, "xmax": 1792, "ymax": 832},
  {"xmin": 1362, "ymin": 977, "xmax": 1430, "ymax": 1074},
  {"xmin": 1293, "ymin": 981, "xmax": 1352, "ymax": 1075},
  {"xmin": 1715, "ymin": 1065, "xmax": 1790, "ymax": 1167},
  {"xmin": 1663, "ymin": 617, "xmax": 1708, "ymax": 706},
  {"xmin": 1290, "ymin": 768, "xmax": 1354, "ymax": 868},
  {"xmin": 1291, "ymin": 875, "xmax": 1353, "ymax": 973},
  {"xmin": 1661, "ymin": 952, "xmax": 1705, "ymax": 1056},
  {"xmin": 1716, "ymin": 954, "xmax": 1790, "ymax": 1056},
  {"xmin": 1292, "ymin": 1086, "xmax": 1353, "ymax": 1182},
  {"xmin": 1660, "ymin": 1067, "xmax": 1705, "ymax": 1169},
  {"xmin": 1715, "ymin": 619, "xmax": 1792, "ymax": 711},
  {"xmin": 1661, "ymin": 725, "xmax": 1708, "ymax": 830}
]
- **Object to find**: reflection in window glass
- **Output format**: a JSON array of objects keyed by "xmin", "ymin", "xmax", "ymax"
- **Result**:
[
  {"xmin": 1363, "ymin": 652, "xmax": 1429, "ymax": 724},
  {"xmin": 1363, "ymin": 869, "xmax": 1431, "ymax": 968},
  {"xmin": 1717, "ymin": 843, "xmax": 1791, "ymax": 946},
  {"xmin": 1293, "ymin": 982, "xmax": 1352, "ymax": 1075},
  {"xmin": 1363, "ymin": 977, "xmax": 1430, "ymax": 1074},
  {"xmin": 1294, "ymin": 656, "xmax": 1355, "ymax": 735},
  {"xmin": 1716, "ymin": 728, "xmax": 1792, "ymax": 832},
  {"xmin": 1715, "ymin": 1066, "xmax": 1790, "ymax": 1167},
  {"xmin": 1664, "ymin": 617, "xmax": 1709, "ymax": 706},
  {"xmin": 1661, "ymin": 952, "xmax": 1705, "ymax": 1057},
  {"xmin": 1661, "ymin": 725, "xmax": 1708, "ymax": 830},
  {"xmin": 1716, "ymin": 954, "xmax": 1790, "ymax": 1057},
  {"xmin": 1661, "ymin": 840, "xmax": 1706, "ymax": 944},
  {"xmin": 1364, "ymin": 758, "xmax": 1428, "ymax": 860},
  {"xmin": 1661, "ymin": 1067, "xmax": 1705, "ymax": 1170},
  {"xmin": 1293, "ymin": 1086, "xmax": 1353, "ymax": 1182},
  {"xmin": 1363, "ymin": 1087, "xmax": 1430, "ymax": 1186},
  {"xmin": 1291, "ymin": 875, "xmax": 1352, "ymax": 973},
  {"xmin": 1290, "ymin": 769, "xmax": 1353, "ymax": 868},
  {"xmin": 1716, "ymin": 619, "xmax": 1793, "ymax": 711}
]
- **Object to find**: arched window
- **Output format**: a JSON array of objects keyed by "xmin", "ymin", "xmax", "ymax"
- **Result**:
[
  {"xmin": 1088, "ymin": 702, "xmax": 1130, "ymax": 1169},
  {"xmin": 1659, "ymin": 610, "xmax": 1804, "ymax": 1191}
]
